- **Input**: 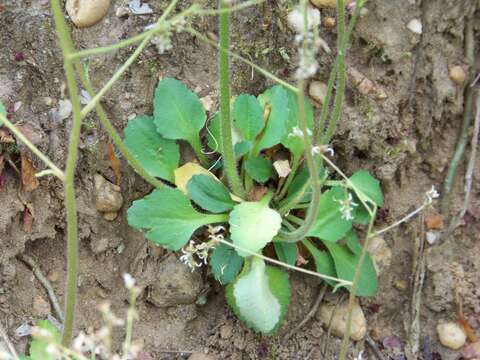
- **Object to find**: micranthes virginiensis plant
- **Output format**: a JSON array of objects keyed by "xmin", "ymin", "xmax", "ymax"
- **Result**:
[{"xmin": 0, "ymin": 1, "xmax": 440, "ymax": 359}]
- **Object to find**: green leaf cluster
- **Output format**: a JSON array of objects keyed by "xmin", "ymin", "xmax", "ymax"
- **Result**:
[{"xmin": 125, "ymin": 78, "xmax": 384, "ymax": 335}]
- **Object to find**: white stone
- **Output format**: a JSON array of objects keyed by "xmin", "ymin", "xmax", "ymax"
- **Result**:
[
  {"xmin": 437, "ymin": 322, "xmax": 466, "ymax": 350},
  {"xmin": 367, "ymin": 236, "xmax": 392, "ymax": 275},
  {"xmin": 406, "ymin": 19, "xmax": 422, "ymax": 34}
]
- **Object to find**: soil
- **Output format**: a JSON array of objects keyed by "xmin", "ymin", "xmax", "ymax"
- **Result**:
[{"xmin": 1, "ymin": 0, "xmax": 479, "ymax": 359}]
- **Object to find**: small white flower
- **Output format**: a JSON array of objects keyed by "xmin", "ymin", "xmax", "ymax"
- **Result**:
[
  {"xmin": 335, "ymin": 193, "xmax": 358, "ymax": 221},
  {"xmin": 353, "ymin": 350, "xmax": 364, "ymax": 360},
  {"xmin": 288, "ymin": 126, "xmax": 312, "ymax": 138},
  {"xmin": 122, "ymin": 273, "xmax": 136, "ymax": 289},
  {"xmin": 424, "ymin": 185, "xmax": 440, "ymax": 205},
  {"xmin": 180, "ymin": 241, "xmax": 202, "ymax": 272},
  {"xmin": 288, "ymin": 6, "xmax": 321, "ymax": 34},
  {"xmin": 311, "ymin": 145, "xmax": 334, "ymax": 156}
]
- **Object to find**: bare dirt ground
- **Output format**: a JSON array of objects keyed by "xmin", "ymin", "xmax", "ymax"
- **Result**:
[{"xmin": 1, "ymin": 0, "xmax": 479, "ymax": 359}]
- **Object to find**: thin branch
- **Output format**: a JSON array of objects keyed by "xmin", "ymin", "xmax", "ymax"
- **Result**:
[
  {"xmin": 17, "ymin": 254, "xmax": 64, "ymax": 322},
  {"xmin": 0, "ymin": 113, "xmax": 65, "ymax": 181},
  {"xmin": 217, "ymin": 239, "xmax": 352, "ymax": 286},
  {"xmin": 186, "ymin": 28, "xmax": 298, "ymax": 93},
  {"xmin": 459, "ymin": 92, "xmax": 480, "ymax": 219},
  {"xmin": 282, "ymin": 283, "xmax": 327, "ymax": 344},
  {"xmin": 0, "ymin": 323, "xmax": 19, "ymax": 360},
  {"xmin": 441, "ymin": 13, "xmax": 476, "ymax": 215}
]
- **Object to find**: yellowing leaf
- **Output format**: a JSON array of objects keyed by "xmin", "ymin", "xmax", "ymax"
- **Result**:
[{"xmin": 174, "ymin": 162, "xmax": 216, "ymax": 194}]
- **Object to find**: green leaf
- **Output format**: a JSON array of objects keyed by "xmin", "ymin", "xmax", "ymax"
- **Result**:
[
  {"xmin": 123, "ymin": 115, "xmax": 180, "ymax": 183},
  {"xmin": 235, "ymin": 140, "xmax": 252, "ymax": 157},
  {"xmin": 210, "ymin": 240, "xmax": 244, "ymax": 284},
  {"xmin": 29, "ymin": 320, "xmax": 61, "ymax": 360},
  {"xmin": 226, "ymin": 258, "xmax": 290, "ymax": 334},
  {"xmin": 233, "ymin": 94, "xmax": 264, "ymax": 141},
  {"xmin": 187, "ymin": 174, "xmax": 236, "ymax": 213},
  {"xmin": 302, "ymin": 239, "xmax": 337, "ymax": 287},
  {"xmin": 255, "ymin": 86, "xmax": 289, "ymax": 152},
  {"xmin": 127, "ymin": 187, "xmax": 227, "ymax": 250},
  {"xmin": 0, "ymin": 101, "xmax": 5, "ymax": 126},
  {"xmin": 307, "ymin": 187, "xmax": 353, "ymax": 242},
  {"xmin": 323, "ymin": 242, "xmax": 378, "ymax": 296},
  {"xmin": 273, "ymin": 240, "xmax": 298, "ymax": 266},
  {"xmin": 281, "ymin": 89, "xmax": 314, "ymax": 160},
  {"xmin": 153, "ymin": 77, "xmax": 206, "ymax": 146},
  {"xmin": 244, "ymin": 156, "xmax": 274, "ymax": 183},
  {"xmin": 345, "ymin": 229, "xmax": 362, "ymax": 255},
  {"xmin": 229, "ymin": 195, "xmax": 282, "ymax": 257},
  {"xmin": 350, "ymin": 170, "xmax": 384, "ymax": 207}
]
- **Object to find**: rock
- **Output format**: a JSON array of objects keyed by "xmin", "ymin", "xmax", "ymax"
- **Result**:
[
  {"xmin": 323, "ymin": 17, "xmax": 336, "ymax": 28},
  {"xmin": 94, "ymin": 174, "xmax": 123, "ymax": 213},
  {"xmin": 148, "ymin": 254, "xmax": 202, "ymax": 307},
  {"xmin": 358, "ymin": 78, "xmax": 374, "ymax": 95},
  {"xmin": 394, "ymin": 279, "xmax": 408, "ymax": 291},
  {"xmin": 57, "ymin": 99, "xmax": 72, "ymax": 120},
  {"xmin": 66, "ymin": 0, "xmax": 111, "ymax": 28},
  {"xmin": 33, "ymin": 294, "xmax": 50, "ymax": 317},
  {"xmin": 188, "ymin": 353, "xmax": 216, "ymax": 360},
  {"xmin": 103, "ymin": 212, "xmax": 118, "ymax": 221},
  {"xmin": 449, "ymin": 65, "xmax": 466, "ymax": 85},
  {"xmin": 367, "ymin": 236, "xmax": 392, "ymax": 275},
  {"xmin": 317, "ymin": 299, "xmax": 367, "ymax": 341},
  {"xmin": 47, "ymin": 270, "xmax": 60, "ymax": 283},
  {"xmin": 309, "ymin": 81, "xmax": 328, "ymax": 105},
  {"xmin": 115, "ymin": 6, "xmax": 129, "ymax": 18},
  {"xmin": 220, "ymin": 324, "xmax": 233, "ymax": 339},
  {"xmin": 90, "ymin": 236, "xmax": 110, "ymax": 254},
  {"xmin": 437, "ymin": 322, "xmax": 466, "ymax": 350},
  {"xmin": 406, "ymin": 19, "xmax": 422, "ymax": 34}
]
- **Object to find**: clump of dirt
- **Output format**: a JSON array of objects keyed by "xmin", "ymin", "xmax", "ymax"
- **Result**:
[{"xmin": 1, "ymin": 0, "xmax": 479, "ymax": 359}]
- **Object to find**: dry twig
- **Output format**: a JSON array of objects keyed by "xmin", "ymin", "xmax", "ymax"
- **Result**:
[
  {"xmin": 17, "ymin": 253, "xmax": 64, "ymax": 322},
  {"xmin": 282, "ymin": 284, "xmax": 327, "ymax": 345},
  {"xmin": 0, "ymin": 322, "xmax": 19, "ymax": 360}
]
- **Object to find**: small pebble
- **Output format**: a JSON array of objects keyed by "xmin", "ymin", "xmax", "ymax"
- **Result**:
[
  {"xmin": 66, "ymin": 0, "xmax": 111, "ymax": 28},
  {"xmin": 358, "ymin": 78, "xmax": 374, "ymax": 95},
  {"xmin": 220, "ymin": 324, "xmax": 233, "ymax": 339},
  {"xmin": 449, "ymin": 65, "xmax": 466, "ymax": 85},
  {"xmin": 47, "ymin": 270, "xmax": 60, "ymax": 283},
  {"xmin": 406, "ymin": 19, "xmax": 422, "ymax": 34},
  {"xmin": 437, "ymin": 322, "xmax": 466, "ymax": 350},
  {"xmin": 323, "ymin": 16, "xmax": 336, "ymax": 28},
  {"xmin": 57, "ymin": 99, "xmax": 72, "ymax": 120},
  {"xmin": 309, "ymin": 81, "xmax": 328, "ymax": 105},
  {"xmin": 94, "ymin": 174, "xmax": 123, "ymax": 213},
  {"xmin": 394, "ymin": 279, "xmax": 408, "ymax": 291},
  {"xmin": 426, "ymin": 231, "xmax": 438, "ymax": 245},
  {"xmin": 317, "ymin": 299, "xmax": 366, "ymax": 340},
  {"xmin": 103, "ymin": 212, "xmax": 118, "ymax": 221},
  {"xmin": 115, "ymin": 6, "xmax": 129, "ymax": 18}
]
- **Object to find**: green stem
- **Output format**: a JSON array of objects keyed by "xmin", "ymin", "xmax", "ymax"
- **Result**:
[
  {"xmin": 187, "ymin": 28, "xmax": 298, "ymax": 93},
  {"xmin": 51, "ymin": 0, "xmax": 82, "ymax": 346},
  {"xmin": 441, "ymin": 14, "xmax": 475, "ymax": 215},
  {"xmin": 80, "ymin": 36, "xmax": 151, "ymax": 119},
  {"xmin": 0, "ymin": 113, "xmax": 65, "ymax": 180},
  {"xmin": 286, "ymin": 214, "xmax": 304, "ymax": 226},
  {"xmin": 197, "ymin": 0, "xmax": 265, "ymax": 15},
  {"xmin": 73, "ymin": 62, "xmax": 164, "ymax": 188},
  {"xmin": 316, "ymin": 0, "xmax": 365, "ymax": 144},
  {"xmin": 339, "ymin": 206, "xmax": 377, "ymax": 360},
  {"xmin": 278, "ymin": 78, "xmax": 321, "ymax": 241},
  {"xmin": 218, "ymin": 0, "xmax": 245, "ymax": 197},
  {"xmin": 69, "ymin": 1, "xmax": 189, "ymax": 60}
]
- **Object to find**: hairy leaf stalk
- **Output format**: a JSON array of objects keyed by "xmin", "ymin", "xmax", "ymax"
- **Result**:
[{"xmin": 219, "ymin": 0, "xmax": 246, "ymax": 197}]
